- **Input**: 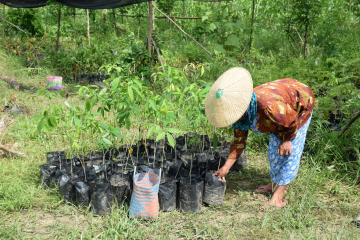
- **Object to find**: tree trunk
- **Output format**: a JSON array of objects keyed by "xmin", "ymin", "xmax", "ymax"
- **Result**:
[
  {"xmin": 249, "ymin": 0, "xmax": 256, "ymax": 51},
  {"xmin": 147, "ymin": 0, "xmax": 154, "ymax": 56},
  {"xmin": 120, "ymin": 9, "xmax": 124, "ymax": 23},
  {"xmin": 56, "ymin": 6, "xmax": 62, "ymax": 52},
  {"xmin": 303, "ymin": 20, "xmax": 309, "ymax": 58},
  {"xmin": 103, "ymin": 9, "xmax": 107, "ymax": 24},
  {"xmin": 112, "ymin": 9, "xmax": 117, "ymax": 33},
  {"xmin": 91, "ymin": 10, "xmax": 96, "ymax": 22},
  {"xmin": 73, "ymin": 8, "xmax": 76, "ymax": 23},
  {"xmin": 2, "ymin": 5, "xmax": 5, "ymax": 37},
  {"xmin": 182, "ymin": 0, "xmax": 186, "ymax": 16},
  {"xmin": 86, "ymin": 9, "xmax": 91, "ymax": 46}
]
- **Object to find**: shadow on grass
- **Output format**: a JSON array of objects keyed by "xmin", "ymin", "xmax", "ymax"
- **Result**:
[{"xmin": 226, "ymin": 167, "xmax": 270, "ymax": 194}]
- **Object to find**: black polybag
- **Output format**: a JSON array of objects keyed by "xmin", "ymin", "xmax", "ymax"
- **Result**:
[
  {"xmin": 208, "ymin": 150, "xmax": 247, "ymax": 172},
  {"xmin": 157, "ymin": 159, "xmax": 180, "ymax": 212},
  {"xmin": 59, "ymin": 174, "xmax": 76, "ymax": 202},
  {"xmin": 74, "ymin": 181, "xmax": 90, "ymax": 206},
  {"xmin": 41, "ymin": 151, "xmax": 67, "ymax": 187},
  {"xmin": 91, "ymin": 181, "xmax": 113, "ymax": 215},
  {"xmin": 162, "ymin": 159, "xmax": 182, "ymax": 179},
  {"xmin": 40, "ymin": 164, "xmax": 58, "ymax": 187},
  {"xmin": 46, "ymin": 151, "xmax": 66, "ymax": 165},
  {"xmin": 203, "ymin": 171, "xmax": 226, "ymax": 206},
  {"xmin": 178, "ymin": 177, "xmax": 204, "ymax": 213},
  {"xmin": 159, "ymin": 178, "xmax": 177, "ymax": 212},
  {"xmin": 353, "ymin": 216, "xmax": 360, "ymax": 228},
  {"xmin": 110, "ymin": 174, "xmax": 131, "ymax": 205}
]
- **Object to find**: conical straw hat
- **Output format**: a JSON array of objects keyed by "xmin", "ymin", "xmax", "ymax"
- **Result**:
[{"xmin": 205, "ymin": 67, "xmax": 253, "ymax": 128}]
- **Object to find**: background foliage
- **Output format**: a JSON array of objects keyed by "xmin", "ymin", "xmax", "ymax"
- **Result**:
[{"xmin": 1, "ymin": 0, "xmax": 359, "ymax": 181}]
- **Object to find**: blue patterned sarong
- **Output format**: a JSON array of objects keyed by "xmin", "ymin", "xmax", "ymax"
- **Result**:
[{"xmin": 267, "ymin": 117, "xmax": 312, "ymax": 185}]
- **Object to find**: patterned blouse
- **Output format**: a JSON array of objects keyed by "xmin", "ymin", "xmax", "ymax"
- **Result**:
[{"xmin": 229, "ymin": 78, "xmax": 315, "ymax": 160}]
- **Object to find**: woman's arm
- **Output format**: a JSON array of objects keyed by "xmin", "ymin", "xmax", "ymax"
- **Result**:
[
  {"xmin": 264, "ymin": 101, "xmax": 299, "ymax": 155},
  {"xmin": 215, "ymin": 129, "xmax": 248, "ymax": 178}
]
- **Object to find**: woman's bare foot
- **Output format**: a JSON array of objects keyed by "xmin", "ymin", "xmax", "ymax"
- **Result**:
[
  {"xmin": 266, "ymin": 198, "xmax": 288, "ymax": 208},
  {"xmin": 255, "ymin": 183, "xmax": 273, "ymax": 193},
  {"xmin": 266, "ymin": 185, "xmax": 288, "ymax": 208}
]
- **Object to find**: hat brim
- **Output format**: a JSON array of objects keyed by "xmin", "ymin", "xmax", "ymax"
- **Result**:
[{"xmin": 205, "ymin": 67, "xmax": 253, "ymax": 128}]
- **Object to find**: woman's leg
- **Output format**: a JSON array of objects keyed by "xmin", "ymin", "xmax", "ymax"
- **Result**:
[
  {"xmin": 266, "ymin": 117, "xmax": 312, "ymax": 207},
  {"xmin": 268, "ymin": 185, "xmax": 288, "ymax": 207},
  {"xmin": 255, "ymin": 134, "xmax": 279, "ymax": 194},
  {"xmin": 255, "ymin": 183, "xmax": 273, "ymax": 193}
]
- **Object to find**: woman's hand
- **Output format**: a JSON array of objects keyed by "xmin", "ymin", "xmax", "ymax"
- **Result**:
[
  {"xmin": 279, "ymin": 141, "xmax": 292, "ymax": 156},
  {"xmin": 214, "ymin": 166, "xmax": 229, "ymax": 180}
]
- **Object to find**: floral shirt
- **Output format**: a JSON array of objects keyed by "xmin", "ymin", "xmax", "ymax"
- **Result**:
[{"xmin": 229, "ymin": 78, "xmax": 315, "ymax": 160}]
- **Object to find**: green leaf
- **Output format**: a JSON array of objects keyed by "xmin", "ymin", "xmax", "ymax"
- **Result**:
[
  {"xmin": 99, "ymin": 122, "xmax": 109, "ymax": 131},
  {"xmin": 85, "ymin": 100, "xmax": 91, "ymax": 111},
  {"xmin": 37, "ymin": 118, "xmax": 45, "ymax": 132},
  {"xmin": 225, "ymin": 35, "xmax": 240, "ymax": 47},
  {"xmin": 209, "ymin": 23, "xmax": 217, "ymax": 32},
  {"xmin": 64, "ymin": 101, "xmax": 71, "ymax": 109},
  {"xmin": 47, "ymin": 116, "xmax": 56, "ymax": 128},
  {"xmin": 111, "ymin": 78, "xmax": 120, "ymax": 90},
  {"xmin": 166, "ymin": 133, "xmax": 176, "ymax": 148},
  {"xmin": 156, "ymin": 131, "xmax": 166, "ymax": 142},
  {"xmin": 149, "ymin": 99, "xmax": 157, "ymax": 111},
  {"xmin": 165, "ymin": 111, "xmax": 176, "ymax": 122},
  {"xmin": 200, "ymin": 66, "xmax": 205, "ymax": 76},
  {"xmin": 73, "ymin": 116, "xmax": 81, "ymax": 127},
  {"xmin": 167, "ymin": 128, "xmax": 181, "ymax": 134},
  {"xmin": 102, "ymin": 137, "xmax": 112, "ymax": 146},
  {"xmin": 128, "ymin": 86, "xmax": 134, "ymax": 101},
  {"xmin": 201, "ymin": 15, "xmax": 209, "ymax": 21},
  {"xmin": 131, "ymin": 82, "xmax": 145, "ymax": 99},
  {"xmin": 111, "ymin": 127, "xmax": 121, "ymax": 137},
  {"xmin": 147, "ymin": 125, "xmax": 156, "ymax": 138}
]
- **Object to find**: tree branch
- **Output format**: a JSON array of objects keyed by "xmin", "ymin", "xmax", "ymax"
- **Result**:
[
  {"xmin": 0, "ymin": 14, "xmax": 30, "ymax": 35},
  {"xmin": 0, "ymin": 75, "xmax": 36, "ymax": 92},
  {"xmin": 340, "ymin": 111, "xmax": 360, "ymax": 135},
  {"xmin": 0, "ymin": 144, "xmax": 25, "ymax": 158},
  {"xmin": 154, "ymin": 5, "xmax": 212, "ymax": 57}
]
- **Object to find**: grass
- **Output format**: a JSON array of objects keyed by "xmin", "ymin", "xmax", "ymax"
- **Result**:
[{"xmin": 0, "ymin": 50, "xmax": 359, "ymax": 239}]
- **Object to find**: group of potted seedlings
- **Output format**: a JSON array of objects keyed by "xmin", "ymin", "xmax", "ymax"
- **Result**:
[{"xmin": 40, "ymin": 133, "xmax": 246, "ymax": 218}]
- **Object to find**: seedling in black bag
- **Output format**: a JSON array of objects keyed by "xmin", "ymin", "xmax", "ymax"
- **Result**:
[
  {"xmin": 41, "ymin": 133, "xmax": 235, "ymax": 215},
  {"xmin": 59, "ymin": 173, "xmax": 76, "ymax": 202},
  {"xmin": 46, "ymin": 151, "xmax": 66, "ymax": 167},
  {"xmin": 110, "ymin": 173, "xmax": 131, "ymax": 205},
  {"xmin": 74, "ymin": 181, "xmax": 90, "ymax": 206},
  {"xmin": 177, "ymin": 150, "xmax": 204, "ymax": 213},
  {"xmin": 91, "ymin": 180, "xmax": 113, "ymax": 215},
  {"xmin": 159, "ymin": 178, "xmax": 177, "ymax": 212},
  {"xmin": 352, "ymin": 216, "xmax": 360, "ymax": 228},
  {"xmin": 41, "ymin": 151, "xmax": 68, "ymax": 188},
  {"xmin": 40, "ymin": 164, "xmax": 58, "ymax": 187},
  {"xmin": 158, "ymin": 159, "xmax": 181, "ymax": 212},
  {"xmin": 203, "ymin": 171, "xmax": 226, "ymax": 206},
  {"xmin": 178, "ymin": 175, "xmax": 204, "ymax": 213}
]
